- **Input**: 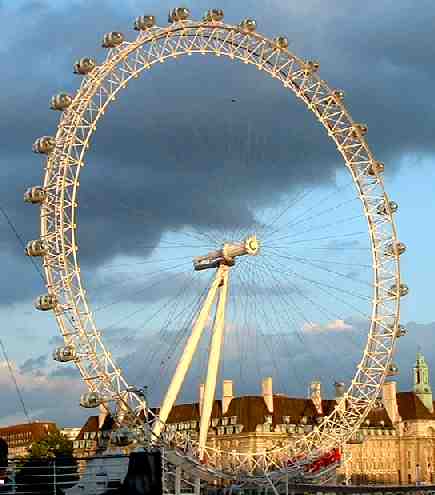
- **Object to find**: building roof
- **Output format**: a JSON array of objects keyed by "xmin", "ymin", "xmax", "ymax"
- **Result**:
[
  {"xmin": 396, "ymin": 391, "xmax": 435, "ymax": 421},
  {"xmin": 75, "ymin": 414, "xmax": 115, "ymax": 441},
  {"xmin": 159, "ymin": 395, "xmax": 394, "ymax": 433},
  {"xmin": 0, "ymin": 422, "xmax": 57, "ymax": 437}
]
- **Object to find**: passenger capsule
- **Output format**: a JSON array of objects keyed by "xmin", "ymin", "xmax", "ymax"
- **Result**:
[
  {"xmin": 332, "ymin": 90, "xmax": 345, "ymax": 101},
  {"xmin": 303, "ymin": 60, "xmax": 320, "ymax": 76},
  {"xmin": 274, "ymin": 36, "xmax": 289, "ymax": 49},
  {"xmin": 388, "ymin": 283, "xmax": 409, "ymax": 298},
  {"xmin": 367, "ymin": 161, "xmax": 384, "ymax": 176},
  {"xmin": 395, "ymin": 324, "xmax": 407, "ymax": 337},
  {"xmin": 73, "ymin": 57, "xmax": 97, "ymax": 75},
  {"xmin": 203, "ymin": 9, "xmax": 224, "ymax": 22},
  {"xmin": 102, "ymin": 32, "xmax": 124, "ymax": 48},
  {"xmin": 386, "ymin": 363, "xmax": 399, "ymax": 376},
  {"xmin": 134, "ymin": 15, "xmax": 156, "ymax": 30},
  {"xmin": 50, "ymin": 93, "xmax": 72, "ymax": 111},
  {"xmin": 111, "ymin": 427, "xmax": 134, "ymax": 447},
  {"xmin": 385, "ymin": 241, "xmax": 406, "ymax": 257},
  {"xmin": 53, "ymin": 345, "xmax": 77, "ymax": 363},
  {"xmin": 351, "ymin": 123, "xmax": 368, "ymax": 137},
  {"xmin": 239, "ymin": 19, "xmax": 257, "ymax": 32},
  {"xmin": 34, "ymin": 294, "xmax": 57, "ymax": 311},
  {"xmin": 80, "ymin": 391, "xmax": 103, "ymax": 409},
  {"xmin": 169, "ymin": 7, "xmax": 190, "ymax": 23},
  {"xmin": 25, "ymin": 240, "xmax": 47, "ymax": 257},
  {"xmin": 32, "ymin": 136, "xmax": 55, "ymax": 154},
  {"xmin": 24, "ymin": 186, "xmax": 46, "ymax": 204},
  {"xmin": 377, "ymin": 200, "xmax": 398, "ymax": 216}
]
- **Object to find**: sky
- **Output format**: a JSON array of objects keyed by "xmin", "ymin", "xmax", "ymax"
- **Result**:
[{"xmin": 0, "ymin": 0, "xmax": 435, "ymax": 428}]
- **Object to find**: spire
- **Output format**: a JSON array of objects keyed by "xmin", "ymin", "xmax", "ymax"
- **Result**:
[{"xmin": 413, "ymin": 350, "xmax": 433, "ymax": 412}]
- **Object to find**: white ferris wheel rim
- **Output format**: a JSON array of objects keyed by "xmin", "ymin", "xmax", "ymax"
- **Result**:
[{"xmin": 35, "ymin": 13, "xmax": 403, "ymax": 478}]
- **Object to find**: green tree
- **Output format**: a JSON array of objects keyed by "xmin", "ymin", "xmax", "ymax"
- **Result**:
[{"xmin": 15, "ymin": 430, "xmax": 79, "ymax": 494}]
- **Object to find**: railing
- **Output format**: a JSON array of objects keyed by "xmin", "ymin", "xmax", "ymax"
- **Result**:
[
  {"xmin": 0, "ymin": 455, "xmax": 127, "ymax": 495},
  {"xmin": 3, "ymin": 455, "xmax": 435, "ymax": 495}
]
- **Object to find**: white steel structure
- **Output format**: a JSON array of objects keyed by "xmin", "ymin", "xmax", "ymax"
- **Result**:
[{"xmin": 26, "ymin": 7, "xmax": 407, "ymax": 483}]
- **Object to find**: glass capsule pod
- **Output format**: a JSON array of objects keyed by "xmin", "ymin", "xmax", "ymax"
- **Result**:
[
  {"xmin": 24, "ymin": 186, "xmax": 46, "ymax": 204},
  {"xmin": 351, "ymin": 123, "xmax": 368, "ymax": 137},
  {"xmin": 377, "ymin": 200, "xmax": 398, "ymax": 216},
  {"xmin": 203, "ymin": 9, "xmax": 224, "ymax": 22},
  {"xmin": 367, "ymin": 161, "xmax": 384, "ymax": 176},
  {"xmin": 50, "ymin": 93, "xmax": 72, "ymax": 111},
  {"xmin": 134, "ymin": 15, "xmax": 156, "ymax": 31},
  {"xmin": 396, "ymin": 324, "xmax": 407, "ymax": 337},
  {"xmin": 80, "ymin": 391, "xmax": 103, "ymax": 409},
  {"xmin": 386, "ymin": 363, "xmax": 399, "ymax": 376},
  {"xmin": 303, "ymin": 60, "xmax": 320, "ymax": 76},
  {"xmin": 169, "ymin": 7, "xmax": 190, "ymax": 23},
  {"xmin": 32, "ymin": 136, "xmax": 55, "ymax": 154},
  {"xmin": 275, "ymin": 36, "xmax": 289, "ymax": 49},
  {"xmin": 102, "ymin": 32, "xmax": 124, "ymax": 48},
  {"xmin": 388, "ymin": 283, "xmax": 409, "ymax": 298},
  {"xmin": 385, "ymin": 240, "xmax": 406, "ymax": 257},
  {"xmin": 332, "ymin": 90, "xmax": 345, "ymax": 101},
  {"xmin": 239, "ymin": 18, "xmax": 257, "ymax": 32},
  {"xmin": 53, "ymin": 345, "xmax": 77, "ymax": 363},
  {"xmin": 73, "ymin": 58, "xmax": 97, "ymax": 75},
  {"xmin": 34, "ymin": 294, "xmax": 57, "ymax": 311},
  {"xmin": 25, "ymin": 240, "xmax": 47, "ymax": 257}
]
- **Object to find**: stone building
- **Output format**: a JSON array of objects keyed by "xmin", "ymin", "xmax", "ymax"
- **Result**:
[
  {"xmin": 344, "ymin": 351, "xmax": 435, "ymax": 484},
  {"xmin": 75, "ymin": 351, "xmax": 435, "ymax": 485},
  {"xmin": 0, "ymin": 422, "xmax": 57, "ymax": 458},
  {"xmin": 72, "ymin": 406, "xmax": 114, "ymax": 459}
]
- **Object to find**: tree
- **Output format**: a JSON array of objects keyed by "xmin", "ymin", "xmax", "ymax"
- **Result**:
[{"xmin": 15, "ymin": 430, "xmax": 79, "ymax": 494}]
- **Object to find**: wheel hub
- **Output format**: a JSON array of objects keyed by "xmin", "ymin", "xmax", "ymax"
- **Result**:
[{"xmin": 193, "ymin": 235, "xmax": 260, "ymax": 271}]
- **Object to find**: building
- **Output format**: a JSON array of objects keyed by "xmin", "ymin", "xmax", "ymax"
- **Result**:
[
  {"xmin": 344, "ymin": 351, "xmax": 435, "ymax": 484},
  {"xmin": 61, "ymin": 427, "xmax": 82, "ymax": 442},
  {"xmin": 72, "ymin": 406, "xmax": 114, "ymax": 459},
  {"xmin": 75, "ymin": 352, "xmax": 435, "ymax": 485},
  {"xmin": 0, "ymin": 422, "xmax": 57, "ymax": 458}
]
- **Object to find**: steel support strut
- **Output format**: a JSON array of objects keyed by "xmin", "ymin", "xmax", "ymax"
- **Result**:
[
  {"xmin": 199, "ymin": 264, "xmax": 230, "ymax": 457},
  {"xmin": 153, "ymin": 264, "xmax": 227, "ymax": 438}
]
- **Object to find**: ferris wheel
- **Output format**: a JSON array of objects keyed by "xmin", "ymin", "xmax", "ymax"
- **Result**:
[{"xmin": 25, "ymin": 6, "xmax": 407, "ymax": 483}]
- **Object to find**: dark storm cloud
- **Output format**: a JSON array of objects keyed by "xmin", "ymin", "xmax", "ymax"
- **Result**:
[{"xmin": 1, "ymin": 0, "xmax": 434, "ymax": 306}]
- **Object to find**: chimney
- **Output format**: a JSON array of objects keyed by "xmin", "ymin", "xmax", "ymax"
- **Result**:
[
  {"xmin": 199, "ymin": 383, "xmax": 205, "ymax": 415},
  {"xmin": 98, "ymin": 404, "xmax": 108, "ymax": 429},
  {"xmin": 262, "ymin": 377, "xmax": 274, "ymax": 413},
  {"xmin": 334, "ymin": 381, "xmax": 345, "ymax": 401},
  {"xmin": 334, "ymin": 381, "xmax": 346, "ymax": 412},
  {"xmin": 310, "ymin": 381, "xmax": 323, "ymax": 414},
  {"xmin": 222, "ymin": 380, "xmax": 234, "ymax": 415},
  {"xmin": 382, "ymin": 381, "xmax": 400, "ymax": 424}
]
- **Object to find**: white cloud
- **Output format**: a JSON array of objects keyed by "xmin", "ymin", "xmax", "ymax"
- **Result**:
[{"xmin": 302, "ymin": 319, "xmax": 353, "ymax": 333}]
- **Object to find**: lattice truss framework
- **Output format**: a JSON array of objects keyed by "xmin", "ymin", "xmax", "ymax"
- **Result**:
[{"xmin": 32, "ymin": 16, "xmax": 403, "ymax": 480}]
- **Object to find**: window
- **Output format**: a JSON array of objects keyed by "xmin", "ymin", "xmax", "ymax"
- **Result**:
[
  {"xmin": 221, "ymin": 417, "xmax": 229, "ymax": 426},
  {"xmin": 230, "ymin": 416, "xmax": 237, "ymax": 425}
]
